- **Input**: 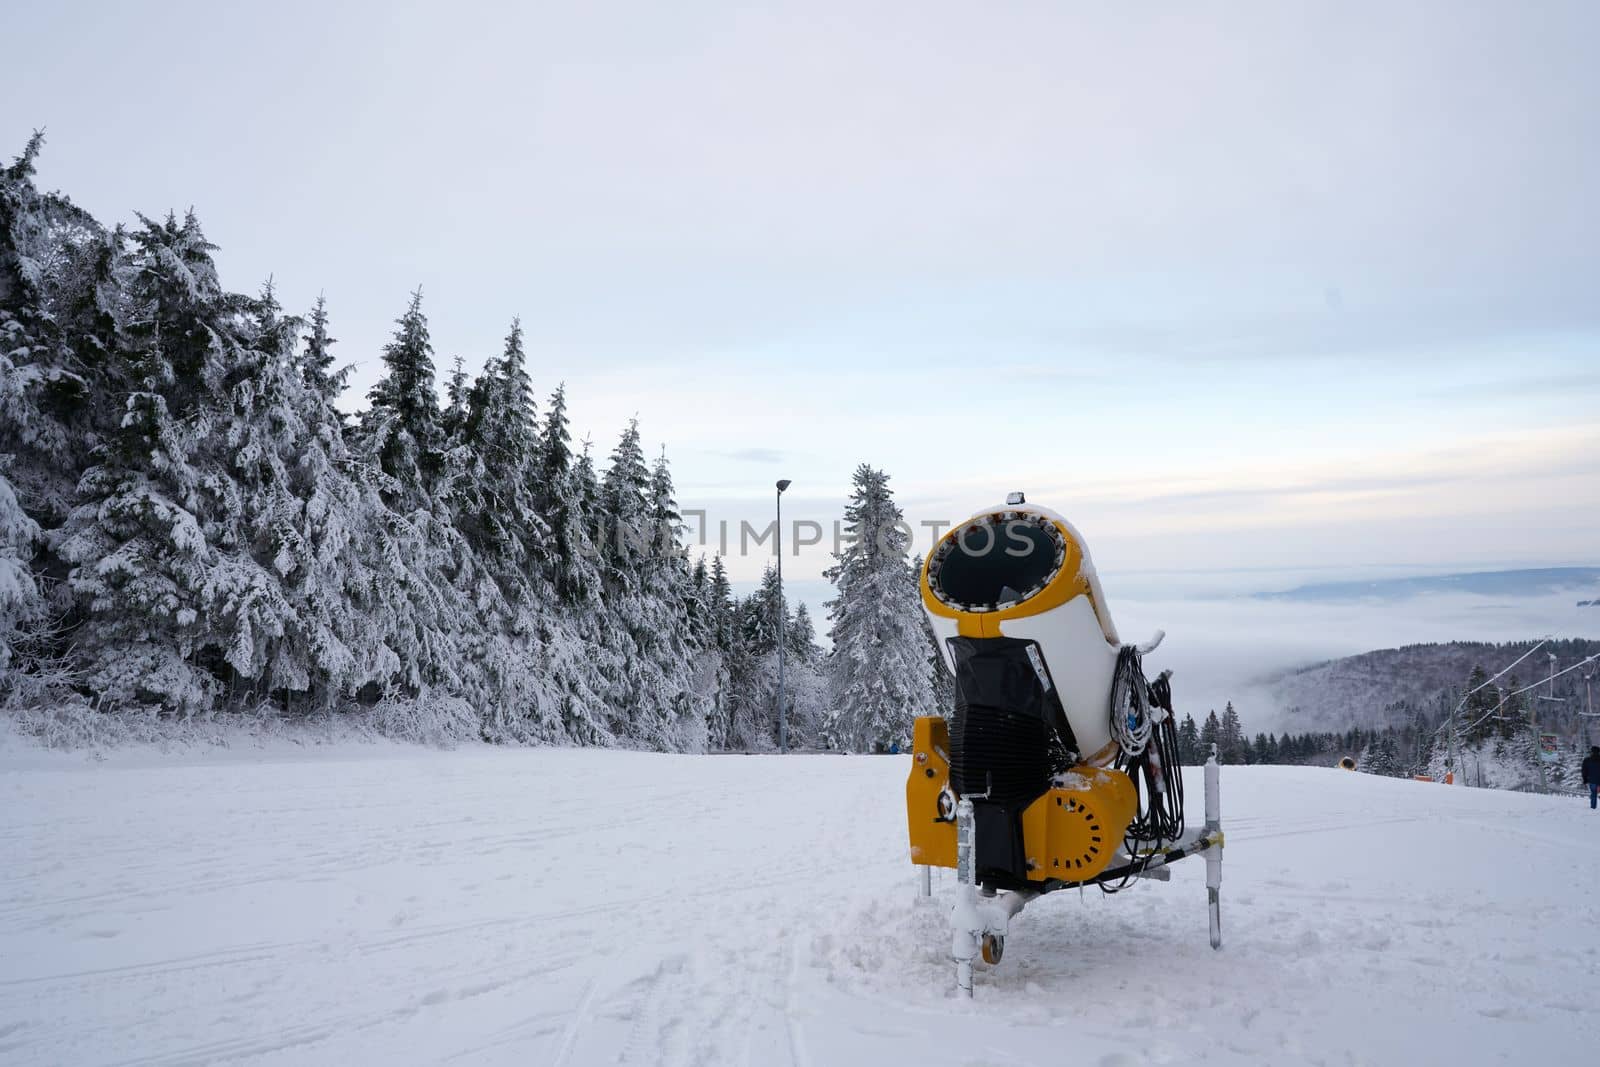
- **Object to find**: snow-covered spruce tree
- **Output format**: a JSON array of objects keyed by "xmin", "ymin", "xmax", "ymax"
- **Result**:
[
  {"xmin": 349, "ymin": 289, "xmax": 488, "ymax": 723},
  {"xmin": 1404, "ymin": 705, "xmax": 1433, "ymax": 775},
  {"xmin": 823, "ymin": 463, "xmax": 935, "ymax": 752},
  {"xmin": 639, "ymin": 447, "xmax": 714, "ymax": 750},
  {"xmin": 570, "ymin": 422, "xmax": 649, "ymax": 744},
  {"xmin": 0, "ymin": 134, "xmax": 54, "ymax": 677},
  {"xmin": 446, "ymin": 319, "xmax": 572, "ymax": 743},
  {"xmin": 299, "ymin": 293, "xmax": 342, "ymax": 403},
  {"xmin": 921, "ymin": 610, "xmax": 956, "ymax": 718},
  {"xmin": 721, "ymin": 563, "xmax": 784, "ymax": 749},
  {"xmin": 788, "ymin": 600, "xmax": 817, "ymax": 660},
  {"xmin": 590, "ymin": 434, "xmax": 711, "ymax": 751},
  {"xmin": 1219, "ymin": 702, "xmax": 1247, "ymax": 764},
  {"xmin": 598, "ymin": 418, "xmax": 651, "ymax": 583},
  {"xmin": 687, "ymin": 554, "xmax": 713, "ymax": 653},
  {"xmin": 55, "ymin": 210, "xmax": 257, "ymax": 713},
  {"xmin": 215, "ymin": 285, "xmax": 389, "ymax": 711},
  {"xmin": 285, "ymin": 301, "xmax": 398, "ymax": 706},
  {"xmin": 0, "ymin": 408, "xmax": 41, "ymax": 679},
  {"xmin": 359, "ymin": 288, "xmax": 444, "ymax": 508},
  {"xmin": 721, "ymin": 563, "xmax": 824, "ymax": 750},
  {"xmin": 441, "ymin": 355, "xmax": 469, "ymax": 440},
  {"xmin": 535, "ymin": 383, "xmax": 598, "ymax": 607},
  {"xmin": 1462, "ymin": 664, "xmax": 1496, "ymax": 743},
  {"xmin": 701, "ymin": 553, "xmax": 737, "ymax": 748},
  {"xmin": 0, "ymin": 132, "xmax": 125, "ymax": 686},
  {"xmin": 51, "ymin": 229, "xmax": 379, "ymax": 717},
  {"xmin": 590, "ymin": 420, "xmax": 652, "ymax": 743},
  {"xmin": 1177, "ymin": 713, "xmax": 1202, "ymax": 764},
  {"xmin": 454, "ymin": 319, "xmax": 547, "ymax": 578},
  {"xmin": 572, "ymin": 441, "xmax": 612, "ymax": 621},
  {"xmin": 706, "ymin": 553, "xmax": 735, "ymax": 648},
  {"xmin": 1360, "ymin": 734, "xmax": 1400, "ymax": 777},
  {"xmin": 781, "ymin": 598, "xmax": 827, "ymax": 749},
  {"xmin": 522, "ymin": 383, "xmax": 615, "ymax": 745},
  {"xmin": 1498, "ymin": 676, "xmax": 1526, "ymax": 741},
  {"xmin": 23, "ymin": 213, "xmax": 129, "ymax": 538},
  {"xmin": 197, "ymin": 281, "xmax": 323, "ymax": 706}
]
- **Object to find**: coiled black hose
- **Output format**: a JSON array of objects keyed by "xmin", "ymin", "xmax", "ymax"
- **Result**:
[{"xmin": 1107, "ymin": 648, "xmax": 1186, "ymax": 890}]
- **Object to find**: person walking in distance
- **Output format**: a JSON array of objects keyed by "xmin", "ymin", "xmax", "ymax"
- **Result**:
[{"xmin": 1584, "ymin": 746, "xmax": 1600, "ymax": 810}]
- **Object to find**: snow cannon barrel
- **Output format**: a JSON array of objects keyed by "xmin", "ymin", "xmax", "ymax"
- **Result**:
[
  {"xmin": 921, "ymin": 501, "xmax": 1122, "ymax": 767},
  {"xmin": 907, "ymin": 499, "xmax": 1138, "ymax": 890}
]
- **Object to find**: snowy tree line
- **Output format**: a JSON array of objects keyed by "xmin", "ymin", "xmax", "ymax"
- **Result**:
[
  {"xmin": 1170, "ymin": 702, "xmax": 1431, "ymax": 772},
  {"xmin": 0, "ymin": 135, "xmax": 941, "ymax": 751},
  {"xmin": 1177, "ymin": 662, "xmax": 1595, "ymax": 793},
  {"xmin": 1173, "ymin": 700, "xmax": 1448, "ymax": 775},
  {"xmin": 1267, "ymin": 637, "xmax": 1599, "ymax": 734}
]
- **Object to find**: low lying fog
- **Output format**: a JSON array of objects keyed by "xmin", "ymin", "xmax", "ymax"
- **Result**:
[
  {"xmin": 1112, "ymin": 574, "xmax": 1596, "ymax": 732},
  {"xmin": 767, "ymin": 567, "xmax": 1597, "ymax": 733}
]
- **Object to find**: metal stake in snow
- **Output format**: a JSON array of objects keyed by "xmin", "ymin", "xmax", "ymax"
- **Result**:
[
  {"xmin": 952, "ymin": 791, "xmax": 978, "ymax": 997},
  {"xmin": 1205, "ymin": 743, "xmax": 1224, "ymax": 950},
  {"xmin": 949, "ymin": 774, "xmax": 1035, "ymax": 997}
]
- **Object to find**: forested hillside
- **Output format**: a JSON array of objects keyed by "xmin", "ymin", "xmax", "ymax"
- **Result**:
[
  {"xmin": 1, "ymin": 134, "xmax": 948, "ymax": 751},
  {"xmin": 1246, "ymin": 638, "xmax": 1599, "ymax": 791},
  {"xmin": 1267, "ymin": 638, "xmax": 1599, "ymax": 733}
]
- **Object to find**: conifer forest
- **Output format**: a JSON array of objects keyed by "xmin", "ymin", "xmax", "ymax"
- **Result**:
[{"xmin": 0, "ymin": 134, "xmax": 940, "ymax": 752}]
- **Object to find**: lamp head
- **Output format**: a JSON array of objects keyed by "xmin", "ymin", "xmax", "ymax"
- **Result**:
[{"xmin": 777, "ymin": 479, "xmax": 792, "ymax": 493}]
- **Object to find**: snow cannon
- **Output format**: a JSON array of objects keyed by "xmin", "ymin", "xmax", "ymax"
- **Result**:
[{"xmin": 906, "ymin": 494, "xmax": 1225, "ymax": 995}]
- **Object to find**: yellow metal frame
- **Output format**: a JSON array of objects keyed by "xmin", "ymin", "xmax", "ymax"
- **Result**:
[
  {"xmin": 906, "ymin": 716, "xmax": 956, "ymax": 868},
  {"xmin": 906, "ymin": 716, "xmax": 1138, "ymax": 883},
  {"xmin": 1017, "ymin": 765, "xmax": 1136, "ymax": 881}
]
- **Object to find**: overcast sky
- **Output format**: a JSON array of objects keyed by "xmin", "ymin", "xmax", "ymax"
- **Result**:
[{"xmin": 8, "ymin": 0, "xmax": 1598, "ymax": 590}]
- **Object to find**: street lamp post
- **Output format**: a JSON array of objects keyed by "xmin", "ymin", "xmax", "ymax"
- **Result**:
[{"xmin": 776, "ymin": 478, "xmax": 792, "ymax": 753}]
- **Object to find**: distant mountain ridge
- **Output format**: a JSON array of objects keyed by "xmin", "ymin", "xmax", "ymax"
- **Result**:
[
  {"xmin": 1266, "ymin": 637, "xmax": 1600, "ymax": 732},
  {"xmin": 1255, "ymin": 567, "xmax": 1600, "ymax": 603}
]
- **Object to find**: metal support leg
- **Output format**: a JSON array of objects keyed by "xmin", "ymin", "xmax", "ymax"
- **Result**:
[
  {"xmin": 1204, "ymin": 747, "xmax": 1223, "ymax": 950},
  {"xmin": 918, "ymin": 864, "xmax": 931, "ymax": 898},
  {"xmin": 952, "ymin": 796, "xmax": 978, "ymax": 996}
]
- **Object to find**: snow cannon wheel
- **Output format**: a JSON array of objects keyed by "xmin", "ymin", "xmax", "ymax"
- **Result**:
[{"xmin": 981, "ymin": 933, "xmax": 1004, "ymax": 966}]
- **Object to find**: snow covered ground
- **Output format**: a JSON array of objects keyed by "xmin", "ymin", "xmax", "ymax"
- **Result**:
[{"xmin": 2, "ymin": 743, "xmax": 1598, "ymax": 1065}]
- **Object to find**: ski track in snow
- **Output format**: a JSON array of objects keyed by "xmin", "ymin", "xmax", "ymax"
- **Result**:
[{"xmin": 1, "ymin": 747, "xmax": 1598, "ymax": 1065}]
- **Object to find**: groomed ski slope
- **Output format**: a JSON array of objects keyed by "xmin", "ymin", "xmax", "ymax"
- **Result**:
[{"xmin": 2, "ymin": 744, "xmax": 1597, "ymax": 1065}]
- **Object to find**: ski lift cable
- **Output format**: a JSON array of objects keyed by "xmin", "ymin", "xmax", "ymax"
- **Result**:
[
  {"xmin": 1467, "ymin": 638, "xmax": 1551, "ymax": 696},
  {"xmin": 1432, "ymin": 637, "xmax": 1552, "ymax": 737},
  {"xmin": 1502, "ymin": 654, "xmax": 1599, "ymax": 700},
  {"xmin": 1453, "ymin": 653, "xmax": 1600, "ymax": 738}
]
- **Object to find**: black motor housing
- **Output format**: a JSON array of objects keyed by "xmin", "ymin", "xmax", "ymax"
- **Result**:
[{"xmin": 946, "ymin": 636, "xmax": 1078, "ymax": 887}]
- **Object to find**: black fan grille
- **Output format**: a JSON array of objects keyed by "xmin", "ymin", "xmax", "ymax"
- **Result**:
[{"xmin": 949, "ymin": 706, "xmax": 1053, "ymax": 805}]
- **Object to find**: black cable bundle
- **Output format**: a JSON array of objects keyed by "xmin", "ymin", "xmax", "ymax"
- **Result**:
[
  {"xmin": 1129, "ymin": 670, "xmax": 1184, "ymax": 844},
  {"xmin": 1103, "ymin": 650, "xmax": 1186, "ymax": 893}
]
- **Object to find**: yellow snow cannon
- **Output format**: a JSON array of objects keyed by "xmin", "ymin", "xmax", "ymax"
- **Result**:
[
  {"xmin": 905, "ymin": 493, "xmax": 1225, "ymax": 995},
  {"xmin": 1339, "ymin": 756, "xmax": 1357, "ymax": 771}
]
